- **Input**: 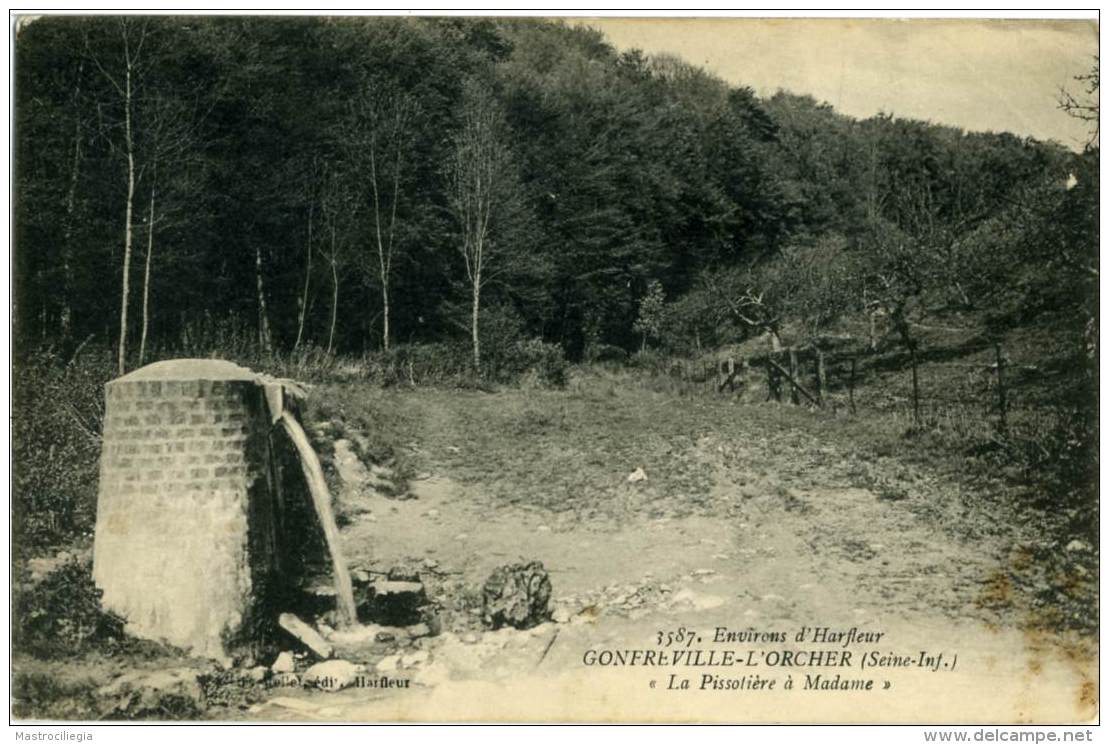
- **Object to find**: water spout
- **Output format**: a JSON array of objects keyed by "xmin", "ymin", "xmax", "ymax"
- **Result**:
[{"xmin": 278, "ymin": 410, "xmax": 358, "ymax": 626}]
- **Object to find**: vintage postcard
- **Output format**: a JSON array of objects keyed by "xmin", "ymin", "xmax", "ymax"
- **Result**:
[{"xmin": 9, "ymin": 13, "xmax": 1099, "ymax": 726}]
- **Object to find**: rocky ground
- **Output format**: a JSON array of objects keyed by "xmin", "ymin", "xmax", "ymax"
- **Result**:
[
  {"xmin": 12, "ymin": 378, "xmax": 1098, "ymax": 722},
  {"xmin": 228, "ymin": 381, "xmax": 1097, "ymax": 722}
]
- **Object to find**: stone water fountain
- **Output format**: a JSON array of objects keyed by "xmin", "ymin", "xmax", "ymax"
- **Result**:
[{"xmin": 92, "ymin": 359, "xmax": 355, "ymax": 661}]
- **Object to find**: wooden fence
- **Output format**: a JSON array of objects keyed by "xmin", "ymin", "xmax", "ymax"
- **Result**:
[{"xmin": 674, "ymin": 341, "xmax": 1038, "ymax": 434}]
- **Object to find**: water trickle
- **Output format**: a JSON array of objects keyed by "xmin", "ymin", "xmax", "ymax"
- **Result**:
[{"xmin": 279, "ymin": 410, "xmax": 358, "ymax": 626}]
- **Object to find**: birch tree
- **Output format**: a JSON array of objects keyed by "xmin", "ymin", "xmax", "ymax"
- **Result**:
[
  {"xmin": 340, "ymin": 81, "xmax": 417, "ymax": 352},
  {"xmin": 292, "ymin": 156, "xmax": 321, "ymax": 354},
  {"xmin": 136, "ymin": 93, "xmax": 204, "ymax": 365},
  {"xmin": 317, "ymin": 163, "xmax": 354, "ymax": 355},
  {"xmin": 447, "ymin": 81, "xmax": 522, "ymax": 371},
  {"xmin": 87, "ymin": 18, "xmax": 149, "ymax": 375}
]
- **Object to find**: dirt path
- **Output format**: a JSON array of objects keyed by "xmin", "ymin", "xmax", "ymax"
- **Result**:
[{"xmin": 241, "ymin": 388, "xmax": 1096, "ymax": 723}]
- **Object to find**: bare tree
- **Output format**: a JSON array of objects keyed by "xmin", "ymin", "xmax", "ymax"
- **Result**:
[
  {"xmin": 60, "ymin": 58, "xmax": 86, "ymax": 340},
  {"xmin": 292, "ymin": 156, "xmax": 321, "ymax": 354},
  {"xmin": 87, "ymin": 18, "xmax": 149, "ymax": 375},
  {"xmin": 447, "ymin": 81, "xmax": 520, "ymax": 370},
  {"xmin": 340, "ymin": 81, "xmax": 417, "ymax": 352},
  {"xmin": 703, "ymin": 260, "xmax": 795, "ymax": 352},
  {"xmin": 136, "ymin": 92, "xmax": 204, "ymax": 365},
  {"xmin": 1059, "ymin": 56, "xmax": 1099, "ymax": 150},
  {"xmin": 255, "ymin": 240, "xmax": 273, "ymax": 355},
  {"xmin": 317, "ymin": 163, "xmax": 354, "ymax": 355}
]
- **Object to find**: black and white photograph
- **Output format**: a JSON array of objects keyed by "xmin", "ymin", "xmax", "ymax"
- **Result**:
[{"xmin": 8, "ymin": 12, "xmax": 1100, "ymax": 726}]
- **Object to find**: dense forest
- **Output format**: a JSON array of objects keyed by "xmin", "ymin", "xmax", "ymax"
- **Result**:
[{"xmin": 15, "ymin": 16, "xmax": 1098, "ymax": 371}]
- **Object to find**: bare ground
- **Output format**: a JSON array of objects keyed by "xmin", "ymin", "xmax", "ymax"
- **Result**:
[{"xmin": 236, "ymin": 379, "xmax": 1097, "ymax": 722}]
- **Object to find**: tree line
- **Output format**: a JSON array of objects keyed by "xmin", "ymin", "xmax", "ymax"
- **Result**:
[{"xmin": 14, "ymin": 17, "xmax": 1099, "ymax": 373}]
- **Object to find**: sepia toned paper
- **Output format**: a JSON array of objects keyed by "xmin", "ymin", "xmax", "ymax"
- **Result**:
[{"xmin": 9, "ymin": 13, "xmax": 1099, "ymax": 726}]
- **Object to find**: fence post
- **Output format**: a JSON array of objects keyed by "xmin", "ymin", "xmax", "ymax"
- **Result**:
[
  {"xmin": 815, "ymin": 349, "xmax": 826, "ymax": 407},
  {"xmin": 766, "ymin": 355, "xmax": 781, "ymax": 402},
  {"xmin": 909, "ymin": 344, "xmax": 921, "ymax": 427},
  {"xmin": 995, "ymin": 342, "xmax": 1008, "ymax": 434},
  {"xmin": 848, "ymin": 356, "xmax": 857, "ymax": 415},
  {"xmin": 788, "ymin": 347, "xmax": 800, "ymax": 405}
]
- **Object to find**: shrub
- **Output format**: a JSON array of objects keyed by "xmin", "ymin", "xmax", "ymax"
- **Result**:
[
  {"xmin": 12, "ymin": 670, "xmax": 103, "ymax": 720},
  {"xmin": 13, "ymin": 346, "xmax": 113, "ymax": 551},
  {"xmin": 627, "ymin": 348, "xmax": 666, "ymax": 373},
  {"xmin": 13, "ymin": 559, "xmax": 126, "ymax": 659},
  {"xmin": 364, "ymin": 342, "xmax": 472, "ymax": 386},
  {"xmin": 501, "ymin": 338, "xmax": 568, "ymax": 387},
  {"xmin": 583, "ymin": 342, "xmax": 628, "ymax": 364}
]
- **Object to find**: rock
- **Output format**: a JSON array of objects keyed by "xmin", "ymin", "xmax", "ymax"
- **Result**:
[
  {"xmin": 424, "ymin": 613, "xmax": 443, "ymax": 637},
  {"xmin": 460, "ymin": 632, "xmax": 481, "ymax": 644},
  {"xmin": 375, "ymin": 631, "xmax": 396, "ymax": 643},
  {"xmin": 278, "ymin": 613, "xmax": 334, "ymax": 660},
  {"xmin": 414, "ymin": 472, "xmax": 432, "ymax": 481},
  {"xmin": 1066, "ymin": 539, "xmax": 1091, "ymax": 553},
  {"xmin": 376, "ymin": 655, "xmax": 400, "ymax": 672},
  {"xmin": 446, "ymin": 446, "xmax": 461, "ymax": 454},
  {"xmin": 423, "ymin": 558, "xmax": 440, "ymax": 570},
  {"xmin": 271, "ymin": 651, "xmax": 296, "ymax": 674},
  {"xmin": 387, "ymin": 565, "xmax": 422, "ymax": 582},
  {"xmin": 552, "ymin": 606, "xmax": 572, "ymax": 624},
  {"xmin": 303, "ymin": 660, "xmax": 363, "ymax": 692},
  {"xmin": 627, "ymin": 467, "xmax": 648, "ymax": 483},
  {"xmin": 537, "ymin": 525, "xmax": 551, "ymax": 533},
  {"xmin": 407, "ymin": 622, "xmax": 433, "ymax": 639},
  {"xmin": 482, "ymin": 561, "xmax": 553, "ymax": 630},
  {"xmin": 374, "ymin": 580, "xmax": 426, "ymax": 596},
  {"xmin": 425, "ymin": 509, "xmax": 440, "ymax": 519}
]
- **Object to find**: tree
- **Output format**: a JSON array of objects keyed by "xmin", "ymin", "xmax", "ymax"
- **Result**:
[
  {"xmin": 632, "ymin": 280, "xmax": 665, "ymax": 351},
  {"xmin": 1059, "ymin": 56, "xmax": 1099, "ymax": 150},
  {"xmin": 86, "ymin": 17, "xmax": 150, "ymax": 375},
  {"xmin": 702, "ymin": 262, "xmax": 793, "ymax": 352},
  {"xmin": 136, "ymin": 92, "xmax": 205, "ymax": 365},
  {"xmin": 339, "ymin": 79, "xmax": 418, "ymax": 352},
  {"xmin": 447, "ymin": 79, "xmax": 526, "ymax": 370},
  {"xmin": 316, "ymin": 162, "xmax": 356, "ymax": 356}
]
